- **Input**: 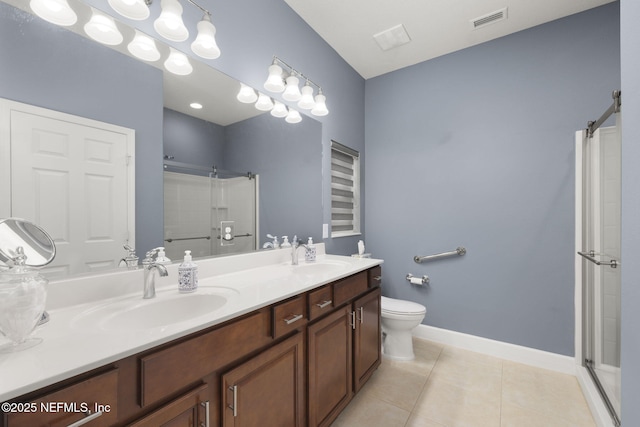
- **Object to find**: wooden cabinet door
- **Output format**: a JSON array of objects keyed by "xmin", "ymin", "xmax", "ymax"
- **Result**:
[
  {"xmin": 307, "ymin": 305, "xmax": 353, "ymax": 427},
  {"xmin": 128, "ymin": 383, "xmax": 209, "ymax": 427},
  {"xmin": 353, "ymin": 288, "xmax": 381, "ymax": 392},
  {"xmin": 221, "ymin": 332, "xmax": 305, "ymax": 427}
]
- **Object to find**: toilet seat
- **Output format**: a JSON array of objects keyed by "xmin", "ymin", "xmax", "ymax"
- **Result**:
[{"xmin": 381, "ymin": 296, "xmax": 426, "ymax": 315}]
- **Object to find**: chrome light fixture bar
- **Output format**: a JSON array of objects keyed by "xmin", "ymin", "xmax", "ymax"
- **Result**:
[{"xmin": 263, "ymin": 56, "xmax": 329, "ymax": 117}]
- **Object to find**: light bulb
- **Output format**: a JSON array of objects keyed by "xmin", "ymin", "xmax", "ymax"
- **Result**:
[
  {"xmin": 264, "ymin": 64, "xmax": 285, "ymax": 93},
  {"xmin": 164, "ymin": 48, "xmax": 193, "ymax": 75},
  {"xmin": 191, "ymin": 14, "xmax": 221, "ymax": 59},
  {"xmin": 311, "ymin": 92, "xmax": 329, "ymax": 116},
  {"xmin": 254, "ymin": 93, "xmax": 274, "ymax": 111},
  {"xmin": 30, "ymin": 0, "xmax": 77, "ymax": 26},
  {"xmin": 270, "ymin": 101, "xmax": 288, "ymax": 118},
  {"xmin": 84, "ymin": 12, "xmax": 123, "ymax": 46},
  {"xmin": 285, "ymin": 109, "xmax": 302, "ymax": 123},
  {"xmin": 127, "ymin": 31, "xmax": 160, "ymax": 62},
  {"xmin": 282, "ymin": 75, "xmax": 302, "ymax": 101},
  {"xmin": 108, "ymin": 0, "xmax": 149, "ymax": 20},
  {"xmin": 237, "ymin": 83, "xmax": 258, "ymax": 103},
  {"xmin": 154, "ymin": 0, "xmax": 189, "ymax": 42},
  {"xmin": 297, "ymin": 83, "xmax": 315, "ymax": 109}
]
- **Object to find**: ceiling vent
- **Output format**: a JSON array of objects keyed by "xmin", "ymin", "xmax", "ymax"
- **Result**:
[
  {"xmin": 373, "ymin": 24, "xmax": 411, "ymax": 51},
  {"xmin": 471, "ymin": 7, "xmax": 508, "ymax": 29}
]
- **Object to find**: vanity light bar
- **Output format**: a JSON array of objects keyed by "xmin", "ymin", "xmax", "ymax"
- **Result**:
[{"xmin": 263, "ymin": 56, "xmax": 329, "ymax": 117}]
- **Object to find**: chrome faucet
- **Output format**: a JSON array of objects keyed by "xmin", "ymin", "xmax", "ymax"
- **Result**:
[
  {"xmin": 291, "ymin": 236, "xmax": 309, "ymax": 265},
  {"xmin": 262, "ymin": 234, "xmax": 280, "ymax": 249},
  {"xmin": 142, "ymin": 248, "xmax": 168, "ymax": 299},
  {"xmin": 118, "ymin": 244, "xmax": 139, "ymax": 269}
]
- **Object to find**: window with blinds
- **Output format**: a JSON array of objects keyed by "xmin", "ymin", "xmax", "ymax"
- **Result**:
[{"xmin": 331, "ymin": 140, "xmax": 360, "ymax": 237}]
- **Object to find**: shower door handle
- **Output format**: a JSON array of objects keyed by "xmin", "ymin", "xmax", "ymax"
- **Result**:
[{"xmin": 578, "ymin": 251, "xmax": 619, "ymax": 268}]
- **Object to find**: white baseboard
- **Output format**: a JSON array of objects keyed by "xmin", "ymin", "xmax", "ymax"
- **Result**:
[{"xmin": 412, "ymin": 324, "xmax": 576, "ymax": 375}]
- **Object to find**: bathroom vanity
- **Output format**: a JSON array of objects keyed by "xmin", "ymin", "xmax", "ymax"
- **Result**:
[{"xmin": 0, "ymin": 246, "xmax": 382, "ymax": 427}]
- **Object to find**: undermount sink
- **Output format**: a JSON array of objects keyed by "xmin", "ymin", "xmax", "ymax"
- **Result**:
[
  {"xmin": 72, "ymin": 287, "xmax": 239, "ymax": 331},
  {"xmin": 289, "ymin": 260, "xmax": 351, "ymax": 276}
]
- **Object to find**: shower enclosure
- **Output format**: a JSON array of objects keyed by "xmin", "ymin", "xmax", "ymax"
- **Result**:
[
  {"xmin": 576, "ymin": 91, "xmax": 621, "ymax": 427},
  {"xmin": 163, "ymin": 161, "xmax": 258, "ymax": 261}
]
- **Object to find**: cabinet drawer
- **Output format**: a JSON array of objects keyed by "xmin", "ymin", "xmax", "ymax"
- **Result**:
[
  {"xmin": 333, "ymin": 271, "xmax": 368, "ymax": 307},
  {"xmin": 368, "ymin": 265, "xmax": 382, "ymax": 288},
  {"xmin": 4, "ymin": 369, "xmax": 118, "ymax": 427},
  {"xmin": 272, "ymin": 295, "xmax": 307, "ymax": 339},
  {"xmin": 308, "ymin": 285, "xmax": 334, "ymax": 320},
  {"xmin": 140, "ymin": 309, "xmax": 271, "ymax": 407}
]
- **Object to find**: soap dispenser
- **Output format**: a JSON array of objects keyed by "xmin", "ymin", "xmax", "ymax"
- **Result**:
[
  {"xmin": 178, "ymin": 250, "xmax": 198, "ymax": 293},
  {"xmin": 155, "ymin": 247, "xmax": 171, "ymax": 265},
  {"xmin": 305, "ymin": 237, "xmax": 316, "ymax": 262},
  {"xmin": 280, "ymin": 236, "xmax": 291, "ymax": 248}
]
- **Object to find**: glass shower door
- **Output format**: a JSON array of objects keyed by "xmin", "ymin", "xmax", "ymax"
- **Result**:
[{"xmin": 579, "ymin": 118, "xmax": 622, "ymax": 426}]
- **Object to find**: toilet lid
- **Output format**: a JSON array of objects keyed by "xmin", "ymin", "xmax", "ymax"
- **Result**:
[{"xmin": 381, "ymin": 296, "xmax": 426, "ymax": 315}]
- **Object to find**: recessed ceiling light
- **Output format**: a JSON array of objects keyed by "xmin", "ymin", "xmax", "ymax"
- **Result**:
[
  {"xmin": 190, "ymin": 102, "xmax": 203, "ymax": 109},
  {"xmin": 373, "ymin": 24, "xmax": 411, "ymax": 51}
]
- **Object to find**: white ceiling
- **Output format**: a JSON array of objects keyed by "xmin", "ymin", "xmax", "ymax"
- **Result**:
[{"xmin": 284, "ymin": 0, "xmax": 616, "ymax": 79}]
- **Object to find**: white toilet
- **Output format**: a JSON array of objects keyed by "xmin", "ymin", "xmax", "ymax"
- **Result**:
[{"xmin": 381, "ymin": 296, "xmax": 427, "ymax": 361}]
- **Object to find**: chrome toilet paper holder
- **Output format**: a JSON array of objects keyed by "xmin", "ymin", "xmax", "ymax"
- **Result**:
[{"xmin": 406, "ymin": 274, "xmax": 429, "ymax": 285}]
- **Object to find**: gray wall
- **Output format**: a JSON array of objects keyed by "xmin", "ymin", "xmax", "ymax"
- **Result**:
[
  {"xmin": 163, "ymin": 108, "xmax": 225, "ymax": 167},
  {"xmin": 0, "ymin": 3, "xmax": 163, "ymax": 258},
  {"xmin": 364, "ymin": 3, "xmax": 620, "ymax": 356},
  {"xmin": 620, "ymin": 0, "xmax": 640, "ymax": 424},
  {"xmin": 224, "ymin": 113, "xmax": 323, "ymax": 243}
]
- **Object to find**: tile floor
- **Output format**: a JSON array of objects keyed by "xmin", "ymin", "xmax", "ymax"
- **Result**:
[{"xmin": 332, "ymin": 338, "xmax": 596, "ymax": 427}]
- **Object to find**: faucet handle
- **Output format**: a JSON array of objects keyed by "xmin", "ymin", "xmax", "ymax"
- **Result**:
[
  {"xmin": 266, "ymin": 234, "xmax": 280, "ymax": 248},
  {"xmin": 143, "ymin": 248, "xmax": 160, "ymax": 264},
  {"xmin": 120, "ymin": 244, "xmax": 139, "ymax": 269}
]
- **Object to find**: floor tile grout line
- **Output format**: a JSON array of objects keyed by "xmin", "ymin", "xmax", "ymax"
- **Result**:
[
  {"xmin": 499, "ymin": 360, "xmax": 504, "ymax": 427},
  {"xmin": 402, "ymin": 340, "xmax": 445, "ymax": 426}
]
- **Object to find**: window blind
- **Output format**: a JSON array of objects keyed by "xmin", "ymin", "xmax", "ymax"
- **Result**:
[{"xmin": 331, "ymin": 140, "xmax": 360, "ymax": 236}]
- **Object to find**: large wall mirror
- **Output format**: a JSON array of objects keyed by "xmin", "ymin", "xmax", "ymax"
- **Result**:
[{"xmin": 0, "ymin": 0, "xmax": 322, "ymax": 278}]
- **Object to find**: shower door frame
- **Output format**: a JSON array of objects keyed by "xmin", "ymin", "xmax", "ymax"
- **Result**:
[{"xmin": 575, "ymin": 125, "xmax": 621, "ymax": 427}]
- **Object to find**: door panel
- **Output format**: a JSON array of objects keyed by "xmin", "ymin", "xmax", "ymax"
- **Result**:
[{"xmin": 2, "ymin": 99, "xmax": 134, "ymax": 277}]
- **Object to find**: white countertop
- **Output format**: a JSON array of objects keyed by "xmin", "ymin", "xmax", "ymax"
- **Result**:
[{"xmin": 0, "ymin": 245, "xmax": 382, "ymax": 402}]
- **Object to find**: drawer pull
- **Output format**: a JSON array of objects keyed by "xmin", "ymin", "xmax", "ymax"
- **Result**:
[
  {"xmin": 228, "ymin": 385, "xmax": 238, "ymax": 417},
  {"xmin": 283, "ymin": 314, "xmax": 304, "ymax": 325},
  {"xmin": 350, "ymin": 311, "xmax": 356, "ymax": 330},
  {"xmin": 373, "ymin": 275, "xmax": 382, "ymax": 281},
  {"xmin": 316, "ymin": 300, "xmax": 332, "ymax": 309},
  {"xmin": 201, "ymin": 401, "xmax": 210, "ymax": 427},
  {"xmin": 67, "ymin": 410, "xmax": 103, "ymax": 427}
]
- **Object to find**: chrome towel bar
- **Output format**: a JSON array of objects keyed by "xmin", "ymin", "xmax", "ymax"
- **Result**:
[
  {"xmin": 414, "ymin": 247, "xmax": 466, "ymax": 264},
  {"xmin": 165, "ymin": 236, "xmax": 211, "ymax": 243}
]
